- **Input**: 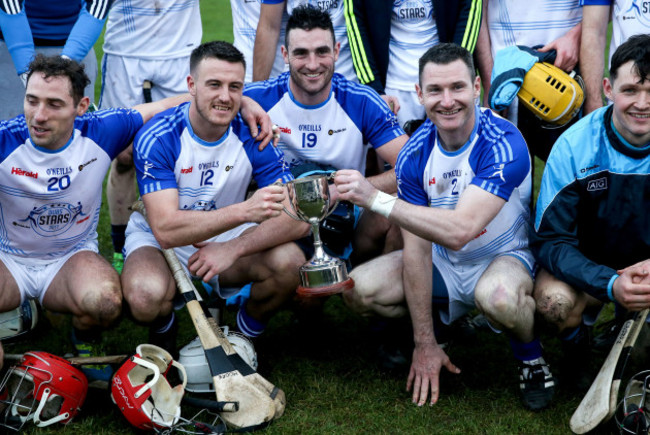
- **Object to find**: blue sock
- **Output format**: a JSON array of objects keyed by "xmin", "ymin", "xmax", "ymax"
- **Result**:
[
  {"xmin": 509, "ymin": 337, "xmax": 543, "ymax": 362},
  {"xmin": 111, "ymin": 224, "xmax": 127, "ymax": 253},
  {"xmin": 560, "ymin": 325, "xmax": 581, "ymax": 342},
  {"xmin": 236, "ymin": 305, "xmax": 265, "ymax": 338}
]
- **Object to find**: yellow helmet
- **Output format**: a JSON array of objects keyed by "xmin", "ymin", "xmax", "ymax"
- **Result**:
[{"xmin": 517, "ymin": 62, "xmax": 584, "ymax": 127}]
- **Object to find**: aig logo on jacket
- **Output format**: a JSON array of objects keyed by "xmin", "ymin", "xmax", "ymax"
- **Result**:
[{"xmin": 587, "ymin": 177, "xmax": 608, "ymax": 192}]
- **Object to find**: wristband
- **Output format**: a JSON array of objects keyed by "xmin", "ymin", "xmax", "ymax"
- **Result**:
[
  {"xmin": 607, "ymin": 274, "xmax": 618, "ymax": 302},
  {"xmin": 370, "ymin": 191, "xmax": 397, "ymax": 218}
]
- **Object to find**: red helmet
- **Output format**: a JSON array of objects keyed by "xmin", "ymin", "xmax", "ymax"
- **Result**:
[
  {"xmin": 0, "ymin": 351, "xmax": 88, "ymax": 430},
  {"xmin": 111, "ymin": 344, "xmax": 187, "ymax": 431}
]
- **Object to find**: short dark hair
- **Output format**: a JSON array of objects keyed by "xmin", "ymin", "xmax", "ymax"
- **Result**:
[
  {"xmin": 285, "ymin": 4, "xmax": 335, "ymax": 48},
  {"xmin": 610, "ymin": 34, "xmax": 650, "ymax": 84},
  {"xmin": 418, "ymin": 43, "xmax": 476, "ymax": 85},
  {"xmin": 189, "ymin": 41, "xmax": 246, "ymax": 75},
  {"xmin": 26, "ymin": 54, "xmax": 90, "ymax": 105}
]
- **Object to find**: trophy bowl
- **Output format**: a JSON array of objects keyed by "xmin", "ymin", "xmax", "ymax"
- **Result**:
[{"xmin": 282, "ymin": 174, "xmax": 354, "ymax": 297}]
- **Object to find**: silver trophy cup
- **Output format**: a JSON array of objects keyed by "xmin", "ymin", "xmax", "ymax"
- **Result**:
[{"xmin": 282, "ymin": 174, "xmax": 354, "ymax": 297}]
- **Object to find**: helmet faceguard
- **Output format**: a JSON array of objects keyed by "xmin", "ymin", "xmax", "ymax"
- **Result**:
[
  {"xmin": 616, "ymin": 370, "xmax": 650, "ymax": 434},
  {"xmin": 0, "ymin": 351, "xmax": 88, "ymax": 431}
]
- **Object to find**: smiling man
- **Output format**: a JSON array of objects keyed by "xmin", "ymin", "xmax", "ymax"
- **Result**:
[
  {"xmin": 0, "ymin": 54, "xmax": 189, "ymax": 378},
  {"xmin": 121, "ymin": 41, "xmax": 308, "ymax": 353},
  {"xmin": 333, "ymin": 43, "xmax": 554, "ymax": 410},
  {"xmin": 244, "ymin": 4, "xmax": 407, "ymax": 267},
  {"xmin": 530, "ymin": 34, "xmax": 650, "ymax": 392}
]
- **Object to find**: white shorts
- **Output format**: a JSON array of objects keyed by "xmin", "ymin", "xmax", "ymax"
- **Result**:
[
  {"xmin": 0, "ymin": 239, "xmax": 98, "ymax": 304},
  {"xmin": 0, "ymin": 42, "xmax": 97, "ymax": 119},
  {"xmin": 433, "ymin": 248, "xmax": 535, "ymax": 325},
  {"xmin": 384, "ymin": 87, "xmax": 426, "ymax": 129},
  {"xmin": 99, "ymin": 54, "xmax": 190, "ymax": 108},
  {"xmin": 123, "ymin": 212, "xmax": 256, "ymax": 299}
]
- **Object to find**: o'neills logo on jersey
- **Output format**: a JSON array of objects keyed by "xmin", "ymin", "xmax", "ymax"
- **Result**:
[
  {"xmin": 46, "ymin": 167, "xmax": 72, "ymax": 176},
  {"xmin": 16, "ymin": 202, "xmax": 87, "ymax": 237},
  {"xmin": 198, "ymin": 161, "xmax": 219, "ymax": 170},
  {"xmin": 442, "ymin": 169, "xmax": 462, "ymax": 179},
  {"xmin": 180, "ymin": 166, "xmax": 193, "ymax": 174},
  {"xmin": 279, "ymin": 126, "xmax": 291, "ymax": 134},
  {"xmin": 11, "ymin": 167, "xmax": 38, "ymax": 179},
  {"xmin": 298, "ymin": 124, "xmax": 321, "ymax": 132}
]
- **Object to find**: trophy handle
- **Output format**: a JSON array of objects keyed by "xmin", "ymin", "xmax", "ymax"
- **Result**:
[
  {"xmin": 324, "ymin": 172, "xmax": 340, "ymax": 219},
  {"xmin": 273, "ymin": 179, "xmax": 304, "ymax": 221}
]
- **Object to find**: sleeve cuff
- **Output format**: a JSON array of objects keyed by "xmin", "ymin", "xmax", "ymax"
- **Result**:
[{"xmin": 607, "ymin": 274, "xmax": 618, "ymax": 301}]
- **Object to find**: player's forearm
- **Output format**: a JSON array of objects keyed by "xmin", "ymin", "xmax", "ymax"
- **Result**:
[
  {"xmin": 252, "ymin": 5, "xmax": 283, "ymax": 81},
  {"xmin": 367, "ymin": 169, "xmax": 397, "ymax": 194},
  {"xmin": 134, "ymin": 94, "xmax": 190, "ymax": 123},
  {"xmin": 475, "ymin": 1, "xmax": 493, "ymax": 105},
  {"xmin": 222, "ymin": 212, "xmax": 309, "ymax": 260},
  {"xmin": 580, "ymin": 6, "xmax": 609, "ymax": 113},
  {"xmin": 402, "ymin": 232, "xmax": 437, "ymax": 346},
  {"xmin": 389, "ymin": 199, "xmax": 480, "ymax": 251},
  {"xmin": 149, "ymin": 203, "xmax": 250, "ymax": 249}
]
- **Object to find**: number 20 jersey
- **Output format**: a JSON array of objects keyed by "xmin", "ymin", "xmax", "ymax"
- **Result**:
[
  {"xmin": 0, "ymin": 109, "xmax": 143, "ymax": 259},
  {"xmin": 243, "ymin": 72, "xmax": 404, "ymax": 173}
]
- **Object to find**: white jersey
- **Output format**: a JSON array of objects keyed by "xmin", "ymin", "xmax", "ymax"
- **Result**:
[
  {"xmin": 232, "ymin": 0, "xmax": 287, "ymax": 82},
  {"xmin": 487, "ymin": 0, "xmax": 582, "ymax": 57},
  {"xmin": 132, "ymin": 102, "xmax": 292, "ymax": 256},
  {"xmin": 0, "ymin": 109, "xmax": 143, "ymax": 259},
  {"xmin": 244, "ymin": 72, "xmax": 404, "ymax": 173},
  {"xmin": 396, "ymin": 107, "xmax": 533, "ymax": 265},
  {"xmin": 581, "ymin": 0, "xmax": 650, "ymax": 67},
  {"xmin": 103, "ymin": 0, "xmax": 202, "ymax": 59},
  {"xmin": 386, "ymin": 0, "xmax": 438, "ymax": 92},
  {"xmin": 261, "ymin": 0, "xmax": 357, "ymax": 81}
]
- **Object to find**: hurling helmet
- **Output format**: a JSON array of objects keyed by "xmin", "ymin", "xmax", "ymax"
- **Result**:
[
  {"xmin": 0, "ymin": 351, "xmax": 88, "ymax": 430},
  {"xmin": 179, "ymin": 327, "xmax": 257, "ymax": 394},
  {"xmin": 517, "ymin": 62, "xmax": 584, "ymax": 127},
  {"xmin": 0, "ymin": 299, "xmax": 39, "ymax": 342},
  {"xmin": 111, "ymin": 344, "xmax": 187, "ymax": 431}
]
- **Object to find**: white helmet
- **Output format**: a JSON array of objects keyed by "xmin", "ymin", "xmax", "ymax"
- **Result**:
[
  {"xmin": 179, "ymin": 327, "xmax": 257, "ymax": 394},
  {"xmin": 616, "ymin": 370, "xmax": 650, "ymax": 434},
  {"xmin": 0, "ymin": 299, "xmax": 39, "ymax": 342}
]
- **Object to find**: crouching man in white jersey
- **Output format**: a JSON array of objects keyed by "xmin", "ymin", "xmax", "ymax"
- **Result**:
[
  {"xmin": 244, "ymin": 5, "xmax": 408, "ymax": 268},
  {"xmin": 121, "ymin": 41, "xmax": 309, "ymax": 352},
  {"xmin": 0, "ymin": 55, "xmax": 190, "ymax": 378},
  {"xmin": 334, "ymin": 44, "xmax": 555, "ymax": 411}
]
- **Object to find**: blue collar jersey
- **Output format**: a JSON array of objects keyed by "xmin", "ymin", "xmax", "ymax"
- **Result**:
[
  {"xmin": 243, "ymin": 72, "xmax": 403, "ymax": 174},
  {"xmin": 0, "ymin": 108, "xmax": 142, "ymax": 259},
  {"xmin": 133, "ymin": 102, "xmax": 293, "ymax": 214},
  {"xmin": 396, "ymin": 107, "xmax": 532, "ymax": 265}
]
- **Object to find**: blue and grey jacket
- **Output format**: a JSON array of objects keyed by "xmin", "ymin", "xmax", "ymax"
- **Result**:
[{"xmin": 530, "ymin": 105, "xmax": 650, "ymax": 302}]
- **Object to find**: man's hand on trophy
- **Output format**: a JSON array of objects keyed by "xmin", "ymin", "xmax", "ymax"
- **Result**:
[
  {"xmin": 188, "ymin": 241, "xmax": 237, "ymax": 282},
  {"xmin": 333, "ymin": 170, "xmax": 377, "ymax": 209},
  {"xmin": 243, "ymin": 184, "xmax": 286, "ymax": 222}
]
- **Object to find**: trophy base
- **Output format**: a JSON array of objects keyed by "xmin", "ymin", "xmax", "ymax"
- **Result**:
[{"xmin": 296, "ymin": 278, "xmax": 355, "ymax": 298}]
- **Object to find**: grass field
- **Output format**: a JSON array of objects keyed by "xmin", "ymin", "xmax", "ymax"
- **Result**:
[{"xmin": 5, "ymin": 2, "xmax": 633, "ymax": 434}]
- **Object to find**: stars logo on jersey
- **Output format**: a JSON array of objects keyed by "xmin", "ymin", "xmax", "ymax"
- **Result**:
[
  {"xmin": 142, "ymin": 160, "xmax": 154, "ymax": 179},
  {"xmin": 490, "ymin": 163, "xmax": 506, "ymax": 183},
  {"xmin": 16, "ymin": 202, "xmax": 87, "ymax": 237},
  {"xmin": 183, "ymin": 200, "xmax": 217, "ymax": 211}
]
